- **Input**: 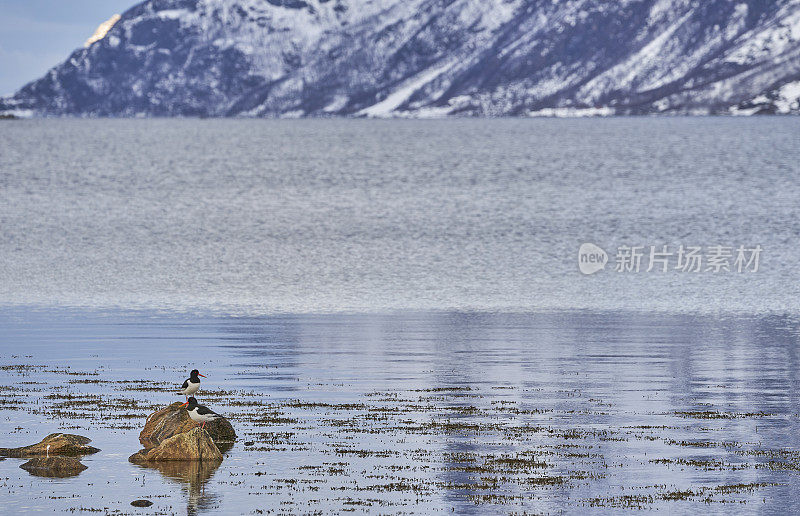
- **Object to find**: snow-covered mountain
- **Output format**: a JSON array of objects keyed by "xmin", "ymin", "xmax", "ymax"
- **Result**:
[{"xmin": 3, "ymin": 0, "xmax": 800, "ymax": 117}]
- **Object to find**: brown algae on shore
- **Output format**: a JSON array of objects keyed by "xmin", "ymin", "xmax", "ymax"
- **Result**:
[{"xmin": 0, "ymin": 361, "xmax": 797, "ymax": 512}]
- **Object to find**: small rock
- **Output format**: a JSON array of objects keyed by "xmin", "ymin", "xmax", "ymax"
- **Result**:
[
  {"xmin": 140, "ymin": 403, "xmax": 235, "ymax": 448},
  {"xmin": 131, "ymin": 499, "xmax": 153, "ymax": 507},
  {"xmin": 0, "ymin": 433, "xmax": 100, "ymax": 458},
  {"xmin": 129, "ymin": 427, "xmax": 223, "ymax": 463},
  {"xmin": 244, "ymin": 441, "xmax": 254, "ymax": 446},
  {"xmin": 20, "ymin": 456, "xmax": 87, "ymax": 478}
]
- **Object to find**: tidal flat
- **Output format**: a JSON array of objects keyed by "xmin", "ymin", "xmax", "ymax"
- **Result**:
[{"xmin": 1, "ymin": 308, "xmax": 800, "ymax": 514}]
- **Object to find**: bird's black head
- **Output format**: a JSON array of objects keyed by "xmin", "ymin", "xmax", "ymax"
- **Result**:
[
  {"xmin": 183, "ymin": 397, "xmax": 198, "ymax": 409},
  {"xmin": 190, "ymin": 369, "xmax": 206, "ymax": 380}
]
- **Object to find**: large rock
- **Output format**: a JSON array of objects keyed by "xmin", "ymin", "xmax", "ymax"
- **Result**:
[
  {"xmin": 129, "ymin": 428, "xmax": 223, "ymax": 463},
  {"xmin": 140, "ymin": 402, "xmax": 235, "ymax": 448},
  {"xmin": 0, "ymin": 434, "xmax": 100, "ymax": 458},
  {"xmin": 20, "ymin": 456, "xmax": 88, "ymax": 478}
]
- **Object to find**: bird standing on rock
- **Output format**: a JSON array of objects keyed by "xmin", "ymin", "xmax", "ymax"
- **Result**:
[
  {"xmin": 180, "ymin": 369, "xmax": 205, "ymax": 401},
  {"xmin": 182, "ymin": 397, "xmax": 223, "ymax": 429}
]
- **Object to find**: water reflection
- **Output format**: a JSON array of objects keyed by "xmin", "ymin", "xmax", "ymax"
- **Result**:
[
  {"xmin": 214, "ymin": 310, "xmax": 800, "ymax": 512},
  {"xmin": 2, "ymin": 308, "xmax": 800, "ymax": 513},
  {"xmin": 19, "ymin": 457, "xmax": 88, "ymax": 478},
  {"xmin": 134, "ymin": 460, "xmax": 222, "ymax": 515}
]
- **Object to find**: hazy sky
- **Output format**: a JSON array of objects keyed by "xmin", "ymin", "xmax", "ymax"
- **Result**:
[{"xmin": 0, "ymin": 0, "xmax": 138, "ymax": 95}]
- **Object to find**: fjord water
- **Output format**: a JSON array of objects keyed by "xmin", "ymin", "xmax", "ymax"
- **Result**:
[
  {"xmin": 1, "ymin": 118, "xmax": 799, "ymax": 313},
  {"xmin": 0, "ymin": 118, "xmax": 799, "ymax": 514}
]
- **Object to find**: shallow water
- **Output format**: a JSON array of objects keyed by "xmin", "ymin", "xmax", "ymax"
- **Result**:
[{"xmin": 2, "ymin": 308, "xmax": 800, "ymax": 514}]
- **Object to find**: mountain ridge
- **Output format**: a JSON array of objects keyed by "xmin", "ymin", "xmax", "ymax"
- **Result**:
[{"xmin": 2, "ymin": 0, "xmax": 800, "ymax": 117}]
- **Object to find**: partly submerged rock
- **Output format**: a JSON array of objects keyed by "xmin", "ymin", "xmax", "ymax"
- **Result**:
[
  {"xmin": 20, "ymin": 456, "xmax": 88, "ymax": 478},
  {"xmin": 130, "ymin": 500, "xmax": 153, "ymax": 507},
  {"xmin": 140, "ymin": 402, "xmax": 235, "ymax": 448},
  {"xmin": 0, "ymin": 433, "xmax": 100, "ymax": 458},
  {"xmin": 129, "ymin": 428, "xmax": 223, "ymax": 463}
]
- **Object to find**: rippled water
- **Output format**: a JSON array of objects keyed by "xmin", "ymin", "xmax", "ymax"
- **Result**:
[
  {"xmin": 1, "ymin": 118, "xmax": 798, "ymax": 313},
  {"xmin": 1, "ymin": 309, "xmax": 800, "ymax": 514}
]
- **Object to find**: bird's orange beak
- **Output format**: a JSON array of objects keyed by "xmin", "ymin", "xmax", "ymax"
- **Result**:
[
  {"xmin": 181, "ymin": 401, "xmax": 188, "ymax": 407},
  {"xmin": 199, "ymin": 374, "xmax": 206, "ymax": 378}
]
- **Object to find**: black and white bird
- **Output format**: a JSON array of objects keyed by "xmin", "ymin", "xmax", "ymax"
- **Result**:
[
  {"xmin": 180, "ymin": 369, "xmax": 206, "ymax": 400},
  {"xmin": 182, "ymin": 397, "xmax": 223, "ymax": 429}
]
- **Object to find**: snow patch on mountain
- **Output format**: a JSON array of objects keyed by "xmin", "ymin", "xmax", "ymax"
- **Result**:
[
  {"xmin": 359, "ymin": 61, "xmax": 457, "ymax": 117},
  {"xmin": 85, "ymin": 14, "xmax": 123, "ymax": 47}
]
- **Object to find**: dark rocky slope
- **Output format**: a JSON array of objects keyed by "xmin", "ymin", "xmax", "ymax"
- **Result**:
[{"xmin": 2, "ymin": 0, "xmax": 799, "ymax": 117}]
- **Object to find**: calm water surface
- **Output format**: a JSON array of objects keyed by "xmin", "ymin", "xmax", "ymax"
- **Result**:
[{"xmin": 1, "ymin": 309, "xmax": 800, "ymax": 514}]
